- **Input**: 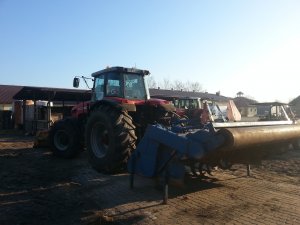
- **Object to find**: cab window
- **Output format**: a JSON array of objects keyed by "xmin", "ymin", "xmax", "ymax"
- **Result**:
[{"xmin": 106, "ymin": 72, "xmax": 122, "ymax": 97}]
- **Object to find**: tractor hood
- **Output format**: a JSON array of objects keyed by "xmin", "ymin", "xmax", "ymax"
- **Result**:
[
  {"xmin": 121, "ymin": 98, "xmax": 175, "ymax": 112},
  {"xmin": 145, "ymin": 98, "xmax": 176, "ymax": 112}
]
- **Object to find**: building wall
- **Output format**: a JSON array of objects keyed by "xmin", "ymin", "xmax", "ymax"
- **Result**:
[
  {"xmin": 0, "ymin": 104, "xmax": 13, "ymax": 129},
  {"xmin": 247, "ymin": 106, "xmax": 257, "ymax": 117},
  {"xmin": 0, "ymin": 104, "xmax": 12, "ymax": 111},
  {"xmin": 239, "ymin": 107, "xmax": 247, "ymax": 117},
  {"xmin": 238, "ymin": 106, "xmax": 257, "ymax": 117},
  {"xmin": 14, "ymin": 101, "xmax": 23, "ymax": 127}
]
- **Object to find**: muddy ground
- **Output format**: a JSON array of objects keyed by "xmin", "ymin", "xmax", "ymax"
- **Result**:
[{"xmin": 0, "ymin": 133, "xmax": 300, "ymax": 225}]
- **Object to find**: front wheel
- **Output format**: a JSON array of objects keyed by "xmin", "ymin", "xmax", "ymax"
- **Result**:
[
  {"xmin": 86, "ymin": 105, "xmax": 137, "ymax": 174},
  {"xmin": 48, "ymin": 118, "xmax": 82, "ymax": 158}
]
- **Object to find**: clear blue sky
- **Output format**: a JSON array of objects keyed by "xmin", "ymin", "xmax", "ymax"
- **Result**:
[{"xmin": 1, "ymin": 0, "xmax": 299, "ymax": 102}]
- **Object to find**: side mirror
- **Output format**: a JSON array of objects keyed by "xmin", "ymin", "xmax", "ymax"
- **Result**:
[{"xmin": 73, "ymin": 77, "xmax": 80, "ymax": 88}]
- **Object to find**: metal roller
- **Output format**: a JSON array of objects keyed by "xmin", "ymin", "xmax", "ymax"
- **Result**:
[{"xmin": 218, "ymin": 124, "xmax": 300, "ymax": 151}]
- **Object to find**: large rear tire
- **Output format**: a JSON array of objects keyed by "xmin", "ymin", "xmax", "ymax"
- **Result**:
[
  {"xmin": 49, "ymin": 118, "xmax": 82, "ymax": 158},
  {"xmin": 86, "ymin": 105, "xmax": 137, "ymax": 173}
]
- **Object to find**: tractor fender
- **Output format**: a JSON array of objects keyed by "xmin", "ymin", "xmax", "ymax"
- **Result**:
[{"xmin": 89, "ymin": 99, "xmax": 136, "ymax": 113}]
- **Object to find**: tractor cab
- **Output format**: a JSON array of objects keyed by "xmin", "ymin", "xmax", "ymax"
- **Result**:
[
  {"xmin": 90, "ymin": 67, "xmax": 150, "ymax": 102},
  {"xmin": 255, "ymin": 102, "xmax": 295, "ymax": 121},
  {"xmin": 171, "ymin": 97, "xmax": 229, "ymax": 123},
  {"xmin": 173, "ymin": 97, "xmax": 202, "ymax": 118}
]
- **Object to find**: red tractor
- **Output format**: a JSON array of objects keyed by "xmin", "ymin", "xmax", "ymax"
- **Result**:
[
  {"xmin": 172, "ymin": 97, "xmax": 228, "ymax": 123},
  {"xmin": 49, "ymin": 67, "xmax": 176, "ymax": 173}
]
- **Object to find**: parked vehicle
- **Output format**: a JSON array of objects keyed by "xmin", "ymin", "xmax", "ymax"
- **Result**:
[
  {"xmin": 48, "ymin": 66, "xmax": 300, "ymax": 180},
  {"xmin": 49, "ymin": 67, "xmax": 176, "ymax": 173}
]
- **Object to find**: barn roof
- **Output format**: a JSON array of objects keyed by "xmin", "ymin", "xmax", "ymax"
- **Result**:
[
  {"xmin": 13, "ymin": 86, "xmax": 91, "ymax": 102},
  {"xmin": 233, "ymin": 96, "xmax": 258, "ymax": 108},
  {"xmin": 2, "ymin": 85, "xmax": 230, "ymax": 104},
  {"xmin": 289, "ymin": 96, "xmax": 300, "ymax": 105},
  {"xmin": 149, "ymin": 88, "xmax": 230, "ymax": 102},
  {"xmin": 0, "ymin": 85, "xmax": 24, "ymax": 104}
]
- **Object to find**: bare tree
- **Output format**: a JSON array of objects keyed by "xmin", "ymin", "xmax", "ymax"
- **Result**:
[
  {"xmin": 184, "ymin": 81, "xmax": 192, "ymax": 91},
  {"xmin": 146, "ymin": 75, "xmax": 203, "ymax": 93},
  {"xmin": 163, "ymin": 78, "xmax": 172, "ymax": 90},
  {"xmin": 173, "ymin": 80, "xmax": 185, "ymax": 90},
  {"xmin": 146, "ymin": 76, "xmax": 157, "ymax": 88},
  {"xmin": 190, "ymin": 81, "xmax": 202, "ymax": 92},
  {"xmin": 179, "ymin": 81, "xmax": 203, "ymax": 92}
]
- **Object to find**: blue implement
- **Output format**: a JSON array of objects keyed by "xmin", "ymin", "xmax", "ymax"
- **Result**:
[{"xmin": 128, "ymin": 124, "xmax": 225, "ymax": 180}]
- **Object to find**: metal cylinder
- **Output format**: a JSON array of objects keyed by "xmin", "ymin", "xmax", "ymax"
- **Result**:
[{"xmin": 218, "ymin": 124, "xmax": 300, "ymax": 151}]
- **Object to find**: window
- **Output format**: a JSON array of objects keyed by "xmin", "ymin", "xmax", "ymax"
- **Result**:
[
  {"xmin": 106, "ymin": 72, "xmax": 122, "ymax": 97},
  {"xmin": 93, "ymin": 72, "xmax": 148, "ymax": 100},
  {"xmin": 94, "ymin": 75, "xmax": 104, "ymax": 100},
  {"xmin": 124, "ymin": 74, "xmax": 147, "ymax": 99}
]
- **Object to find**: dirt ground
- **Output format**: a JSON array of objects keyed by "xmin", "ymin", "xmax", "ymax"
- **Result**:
[{"xmin": 0, "ymin": 132, "xmax": 300, "ymax": 225}]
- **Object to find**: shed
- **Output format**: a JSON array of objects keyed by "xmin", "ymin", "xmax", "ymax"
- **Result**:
[{"xmin": 13, "ymin": 86, "xmax": 91, "ymax": 133}]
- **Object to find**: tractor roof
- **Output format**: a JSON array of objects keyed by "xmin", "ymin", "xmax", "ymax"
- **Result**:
[{"xmin": 91, "ymin": 66, "xmax": 150, "ymax": 77}]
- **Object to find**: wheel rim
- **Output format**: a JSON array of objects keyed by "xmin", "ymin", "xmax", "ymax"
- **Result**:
[
  {"xmin": 90, "ymin": 121, "xmax": 109, "ymax": 158},
  {"xmin": 54, "ymin": 130, "xmax": 70, "ymax": 151}
]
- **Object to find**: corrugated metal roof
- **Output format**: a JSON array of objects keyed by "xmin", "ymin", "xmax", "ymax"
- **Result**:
[
  {"xmin": 2, "ymin": 84, "xmax": 230, "ymax": 104},
  {"xmin": 0, "ymin": 85, "xmax": 24, "ymax": 104},
  {"xmin": 149, "ymin": 88, "xmax": 230, "ymax": 102},
  {"xmin": 233, "ymin": 96, "xmax": 257, "ymax": 107},
  {"xmin": 13, "ymin": 86, "xmax": 91, "ymax": 101},
  {"xmin": 289, "ymin": 96, "xmax": 300, "ymax": 105}
]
